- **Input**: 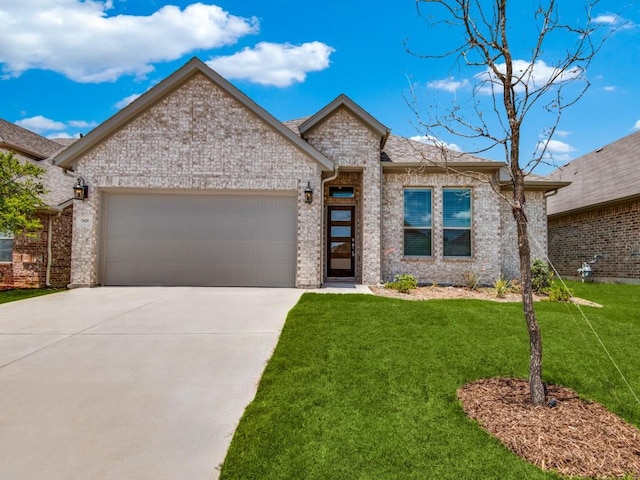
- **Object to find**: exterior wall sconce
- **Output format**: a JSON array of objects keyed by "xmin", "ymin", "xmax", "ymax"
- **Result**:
[
  {"xmin": 73, "ymin": 177, "xmax": 89, "ymax": 201},
  {"xmin": 304, "ymin": 181, "xmax": 313, "ymax": 204}
]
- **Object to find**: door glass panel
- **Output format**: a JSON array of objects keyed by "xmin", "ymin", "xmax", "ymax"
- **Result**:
[
  {"xmin": 330, "ymin": 241, "xmax": 349, "ymax": 253},
  {"xmin": 331, "ymin": 226, "xmax": 351, "ymax": 238},
  {"xmin": 330, "ymin": 210, "xmax": 352, "ymax": 221},
  {"xmin": 331, "ymin": 258, "xmax": 352, "ymax": 269}
]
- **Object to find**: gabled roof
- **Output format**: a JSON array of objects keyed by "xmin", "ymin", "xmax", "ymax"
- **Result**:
[
  {"xmin": 299, "ymin": 94, "xmax": 391, "ymax": 149},
  {"xmin": 54, "ymin": 57, "xmax": 333, "ymax": 171},
  {"xmin": 0, "ymin": 119, "xmax": 64, "ymax": 159},
  {"xmin": 546, "ymin": 129, "xmax": 640, "ymax": 216}
]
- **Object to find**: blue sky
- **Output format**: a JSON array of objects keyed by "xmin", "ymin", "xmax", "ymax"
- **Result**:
[{"xmin": 1, "ymin": 0, "xmax": 638, "ymax": 174}]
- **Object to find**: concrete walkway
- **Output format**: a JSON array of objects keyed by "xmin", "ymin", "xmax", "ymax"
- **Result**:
[{"xmin": 0, "ymin": 287, "xmax": 304, "ymax": 480}]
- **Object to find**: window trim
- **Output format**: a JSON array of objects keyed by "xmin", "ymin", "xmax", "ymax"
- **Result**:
[
  {"xmin": 442, "ymin": 187, "xmax": 473, "ymax": 258},
  {"xmin": 403, "ymin": 187, "xmax": 433, "ymax": 258}
]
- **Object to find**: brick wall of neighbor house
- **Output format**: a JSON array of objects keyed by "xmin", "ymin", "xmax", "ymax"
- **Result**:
[
  {"xmin": 381, "ymin": 171, "xmax": 502, "ymax": 286},
  {"xmin": 70, "ymin": 72, "xmax": 324, "ymax": 288},
  {"xmin": 7, "ymin": 206, "xmax": 73, "ymax": 288},
  {"xmin": 304, "ymin": 108, "xmax": 382, "ymax": 284},
  {"xmin": 548, "ymin": 200, "xmax": 640, "ymax": 281},
  {"xmin": 500, "ymin": 190, "xmax": 549, "ymax": 281}
]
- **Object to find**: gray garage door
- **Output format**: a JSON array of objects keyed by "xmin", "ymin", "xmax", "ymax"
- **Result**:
[{"xmin": 101, "ymin": 192, "xmax": 297, "ymax": 287}]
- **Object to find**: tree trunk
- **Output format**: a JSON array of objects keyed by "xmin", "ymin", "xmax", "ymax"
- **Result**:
[{"xmin": 512, "ymin": 181, "xmax": 546, "ymax": 406}]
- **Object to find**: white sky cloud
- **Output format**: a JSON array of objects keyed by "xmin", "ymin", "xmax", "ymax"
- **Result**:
[
  {"xmin": 604, "ymin": 86, "xmax": 617, "ymax": 92},
  {"xmin": 538, "ymin": 138, "xmax": 577, "ymax": 162},
  {"xmin": 410, "ymin": 135, "xmax": 462, "ymax": 152},
  {"xmin": 15, "ymin": 115, "xmax": 95, "ymax": 136},
  {"xmin": 633, "ymin": 120, "xmax": 640, "ymax": 130},
  {"xmin": 15, "ymin": 115, "xmax": 66, "ymax": 133},
  {"xmin": 0, "ymin": 1, "xmax": 258, "ymax": 82},
  {"xmin": 115, "ymin": 93, "xmax": 143, "ymax": 109},
  {"xmin": 428, "ymin": 59, "xmax": 583, "ymax": 96},
  {"xmin": 206, "ymin": 41, "xmax": 334, "ymax": 87},
  {"xmin": 426, "ymin": 77, "xmax": 469, "ymax": 93}
]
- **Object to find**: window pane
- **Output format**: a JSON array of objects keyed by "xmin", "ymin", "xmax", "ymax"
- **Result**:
[
  {"xmin": 330, "ymin": 210, "xmax": 352, "ymax": 221},
  {"xmin": 443, "ymin": 189, "xmax": 471, "ymax": 228},
  {"xmin": 0, "ymin": 238, "xmax": 13, "ymax": 262},
  {"xmin": 329, "ymin": 186, "xmax": 354, "ymax": 198},
  {"xmin": 443, "ymin": 229, "xmax": 471, "ymax": 257},
  {"xmin": 330, "ymin": 242, "xmax": 350, "ymax": 254},
  {"xmin": 404, "ymin": 189, "xmax": 432, "ymax": 227},
  {"xmin": 404, "ymin": 229, "xmax": 432, "ymax": 256},
  {"xmin": 331, "ymin": 226, "xmax": 351, "ymax": 238}
]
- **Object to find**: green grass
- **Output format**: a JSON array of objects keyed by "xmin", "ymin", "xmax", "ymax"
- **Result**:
[
  {"xmin": 220, "ymin": 281, "xmax": 640, "ymax": 479},
  {"xmin": 0, "ymin": 288, "xmax": 63, "ymax": 304}
]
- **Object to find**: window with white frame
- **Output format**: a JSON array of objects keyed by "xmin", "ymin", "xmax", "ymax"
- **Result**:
[
  {"xmin": 403, "ymin": 188, "xmax": 432, "ymax": 256},
  {"xmin": 443, "ymin": 188, "xmax": 472, "ymax": 257},
  {"xmin": 0, "ymin": 232, "xmax": 14, "ymax": 262}
]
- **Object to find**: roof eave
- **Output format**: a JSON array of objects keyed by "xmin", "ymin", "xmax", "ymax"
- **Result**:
[
  {"xmin": 548, "ymin": 192, "xmax": 640, "ymax": 218},
  {"xmin": 499, "ymin": 180, "xmax": 571, "ymax": 192},
  {"xmin": 54, "ymin": 58, "xmax": 334, "ymax": 172},
  {"xmin": 0, "ymin": 141, "xmax": 48, "ymax": 160},
  {"xmin": 383, "ymin": 161, "xmax": 504, "ymax": 173}
]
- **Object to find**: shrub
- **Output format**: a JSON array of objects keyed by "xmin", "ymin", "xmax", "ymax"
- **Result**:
[
  {"xmin": 531, "ymin": 259, "xmax": 553, "ymax": 294},
  {"xmin": 385, "ymin": 274, "xmax": 418, "ymax": 294},
  {"xmin": 493, "ymin": 278, "xmax": 510, "ymax": 298},
  {"xmin": 548, "ymin": 282, "xmax": 573, "ymax": 302},
  {"xmin": 463, "ymin": 271, "xmax": 480, "ymax": 290}
]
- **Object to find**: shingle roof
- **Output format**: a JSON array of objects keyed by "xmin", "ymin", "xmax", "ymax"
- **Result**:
[
  {"xmin": 0, "ymin": 118, "xmax": 63, "ymax": 159},
  {"xmin": 546, "ymin": 129, "xmax": 640, "ymax": 216}
]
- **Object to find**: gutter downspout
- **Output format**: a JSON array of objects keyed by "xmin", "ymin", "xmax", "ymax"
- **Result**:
[
  {"xmin": 45, "ymin": 214, "xmax": 54, "ymax": 287},
  {"xmin": 319, "ymin": 166, "xmax": 340, "ymax": 286}
]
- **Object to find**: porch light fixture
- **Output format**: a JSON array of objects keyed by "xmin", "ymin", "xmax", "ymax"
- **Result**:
[
  {"xmin": 304, "ymin": 181, "xmax": 314, "ymax": 204},
  {"xmin": 73, "ymin": 177, "xmax": 89, "ymax": 201}
]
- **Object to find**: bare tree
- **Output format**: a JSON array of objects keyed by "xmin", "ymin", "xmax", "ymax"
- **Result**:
[{"xmin": 407, "ymin": 0, "xmax": 610, "ymax": 405}]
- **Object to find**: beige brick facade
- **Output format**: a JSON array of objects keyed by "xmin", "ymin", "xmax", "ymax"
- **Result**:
[
  {"xmin": 70, "ymin": 73, "xmax": 324, "ymax": 288},
  {"xmin": 55, "ymin": 59, "xmax": 555, "ymax": 289}
]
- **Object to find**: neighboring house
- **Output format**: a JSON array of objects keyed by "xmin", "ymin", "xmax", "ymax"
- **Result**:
[
  {"xmin": 547, "ymin": 130, "xmax": 640, "ymax": 283},
  {"xmin": 0, "ymin": 119, "xmax": 75, "ymax": 288},
  {"xmin": 53, "ymin": 58, "xmax": 564, "ymax": 288}
]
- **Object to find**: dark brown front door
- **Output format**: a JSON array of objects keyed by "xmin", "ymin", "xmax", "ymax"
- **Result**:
[{"xmin": 327, "ymin": 206, "xmax": 355, "ymax": 277}]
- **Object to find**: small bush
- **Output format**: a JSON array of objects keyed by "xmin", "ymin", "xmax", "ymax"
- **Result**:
[
  {"xmin": 493, "ymin": 278, "xmax": 510, "ymax": 298},
  {"xmin": 548, "ymin": 282, "xmax": 573, "ymax": 302},
  {"xmin": 463, "ymin": 271, "xmax": 480, "ymax": 290},
  {"xmin": 531, "ymin": 259, "xmax": 553, "ymax": 294},
  {"xmin": 385, "ymin": 274, "xmax": 418, "ymax": 294}
]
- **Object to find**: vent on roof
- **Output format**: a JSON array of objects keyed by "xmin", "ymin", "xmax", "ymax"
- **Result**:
[{"xmin": 595, "ymin": 147, "xmax": 604, "ymax": 153}]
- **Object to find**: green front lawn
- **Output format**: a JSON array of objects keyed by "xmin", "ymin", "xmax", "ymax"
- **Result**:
[
  {"xmin": 220, "ymin": 282, "xmax": 640, "ymax": 479},
  {"xmin": 0, "ymin": 288, "xmax": 63, "ymax": 304}
]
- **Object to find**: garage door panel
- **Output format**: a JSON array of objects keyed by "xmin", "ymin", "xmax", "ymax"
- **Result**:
[{"xmin": 102, "ymin": 193, "xmax": 297, "ymax": 286}]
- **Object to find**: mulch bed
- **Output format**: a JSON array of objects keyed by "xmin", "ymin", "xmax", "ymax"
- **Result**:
[{"xmin": 458, "ymin": 378, "xmax": 640, "ymax": 479}]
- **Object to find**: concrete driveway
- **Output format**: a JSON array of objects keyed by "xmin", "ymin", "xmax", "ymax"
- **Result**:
[{"xmin": 0, "ymin": 287, "xmax": 304, "ymax": 480}]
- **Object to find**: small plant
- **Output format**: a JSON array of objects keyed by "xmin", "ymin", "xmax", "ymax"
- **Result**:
[
  {"xmin": 385, "ymin": 274, "xmax": 418, "ymax": 294},
  {"xmin": 531, "ymin": 259, "xmax": 553, "ymax": 294},
  {"xmin": 493, "ymin": 278, "xmax": 510, "ymax": 298},
  {"xmin": 548, "ymin": 282, "xmax": 573, "ymax": 302},
  {"xmin": 463, "ymin": 271, "xmax": 480, "ymax": 290}
]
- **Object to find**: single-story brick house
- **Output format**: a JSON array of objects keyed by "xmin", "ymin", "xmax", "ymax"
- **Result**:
[
  {"xmin": 547, "ymin": 130, "xmax": 640, "ymax": 283},
  {"xmin": 0, "ymin": 119, "xmax": 75, "ymax": 288},
  {"xmin": 53, "ymin": 58, "xmax": 564, "ymax": 288}
]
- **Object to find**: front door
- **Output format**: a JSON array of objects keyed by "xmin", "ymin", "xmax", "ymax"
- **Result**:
[{"xmin": 327, "ymin": 206, "xmax": 355, "ymax": 278}]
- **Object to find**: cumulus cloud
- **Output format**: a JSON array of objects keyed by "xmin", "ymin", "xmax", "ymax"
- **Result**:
[
  {"xmin": 477, "ymin": 60, "xmax": 583, "ymax": 94},
  {"xmin": 206, "ymin": 41, "xmax": 335, "ymax": 87},
  {"xmin": 426, "ymin": 77, "xmax": 469, "ymax": 93},
  {"xmin": 15, "ymin": 115, "xmax": 95, "ymax": 136},
  {"xmin": 633, "ymin": 120, "xmax": 640, "ymax": 130},
  {"xmin": 115, "ymin": 93, "xmax": 143, "ymax": 109},
  {"xmin": 0, "ymin": 1, "xmax": 258, "ymax": 82},
  {"xmin": 604, "ymin": 85, "xmax": 617, "ymax": 92},
  {"xmin": 410, "ymin": 135, "xmax": 462, "ymax": 153},
  {"xmin": 538, "ymin": 138, "xmax": 577, "ymax": 162},
  {"xmin": 594, "ymin": 13, "xmax": 635, "ymax": 30},
  {"xmin": 15, "ymin": 116, "xmax": 66, "ymax": 133}
]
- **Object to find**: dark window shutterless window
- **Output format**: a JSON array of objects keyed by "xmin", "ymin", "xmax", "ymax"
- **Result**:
[
  {"xmin": 403, "ymin": 188, "xmax": 432, "ymax": 256},
  {"xmin": 0, "ymin": 232, "xmax": 14, "ymax": 262},
  {"xmin": 443, "ymin": 188, "xmax": 472, "ymax": 257}
]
